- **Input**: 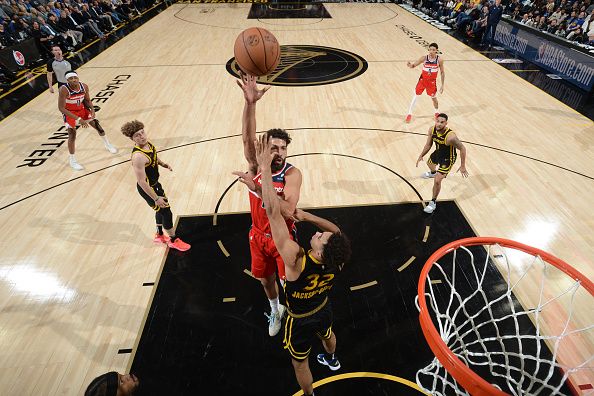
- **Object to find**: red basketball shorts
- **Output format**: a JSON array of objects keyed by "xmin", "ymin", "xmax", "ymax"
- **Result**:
[
  {"xmin": 249, "ymin": 227, "xmax": 296, "ymax": 280},
  {"xmin": 415, "ymin": 78, "xmax": 437, "ymax": 97},
  {"xmin": 63, "ymin": 107, "xmax": 93, "ymax": 128}
]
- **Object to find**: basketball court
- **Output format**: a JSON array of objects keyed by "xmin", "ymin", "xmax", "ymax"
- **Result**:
[{"xmin": 0, "ymin": 2, "xmax": 592, "ymax": 395}]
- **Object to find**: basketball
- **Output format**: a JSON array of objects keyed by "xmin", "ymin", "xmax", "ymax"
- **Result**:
[{"xmin": 234, "ymin": 27, "xmax": 281, "ymax": 76}]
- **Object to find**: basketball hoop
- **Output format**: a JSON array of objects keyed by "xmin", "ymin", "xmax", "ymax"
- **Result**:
[{"xmin": 416, "ymin": 237, "xmax": 594, "ymax": 396}]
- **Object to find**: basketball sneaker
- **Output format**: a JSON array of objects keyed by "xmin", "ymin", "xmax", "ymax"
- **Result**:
[
  {"xmin": 104, "ymin": 142, "xmax": 118, "ymax": 154},
  {"xmin": 153, "ymin": 233, "xmax": 170, "ymax": 244},
  {"xmin": 424, "ymin": 200, "xmax": 437, "ymax": 213},
  {"xmin": 69, "ymin": 158, "xmax": 84, "ymax": 171},
  {"xmin": 317, "ymin": 354, "xmax": 341, "ymax": 371},
  {"xmin": 421, "ymin": 171, "xmax": 436, "ymax": 178},
  {"xmin": 266, "ymin": 306, "xmax": 284, "ymax": 337},
  {"xmin": 405, "ymin": 114, "xmax": 412, "ymax": 123},
  {"xmin": 167, "ymin": 237, "xmax": 191, "ymax": 251}
]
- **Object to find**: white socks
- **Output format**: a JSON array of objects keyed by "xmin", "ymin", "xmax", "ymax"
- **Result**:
[
  {"xmin": 269, "ymin": 297, "xmax": 279, "ymax": 314},
  {"xmin": 408, "ymin": 95, "xmax": 420, "ymax": 114}
]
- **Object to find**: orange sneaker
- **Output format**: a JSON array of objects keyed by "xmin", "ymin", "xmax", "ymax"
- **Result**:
[
  {"xmin": 405, "ymin": 114, "xmax": 412, "ymax": 123},
  {"xmin": 153, "ymin": 233, "xmax": 170, "ymax": 244},
  {"xmin": 167, "ymin": 237, "xmax": 191, "ymax": 251}
]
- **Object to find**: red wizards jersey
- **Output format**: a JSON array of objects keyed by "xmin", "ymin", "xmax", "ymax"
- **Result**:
[
  {"xmin": 249, "ymin": 162, "xmax": 295, "ymax": 233},
  {"xmin": 421, "ymin": 55, "xmax": 439, "ymax": 80},
  {"xmin": 64, "ymin": 83, "xmax": 86, "ymax": 111}
]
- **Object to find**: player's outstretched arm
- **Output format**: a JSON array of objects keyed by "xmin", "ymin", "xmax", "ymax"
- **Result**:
[
  {"xmin": 407, "ymin": 55, "xmax": 425, "ymax": 68},
  {"xmin": 293, "ymin": 209, "xmax": 340, "ymax": 234},
  {"xmin": 236, "ymin": 73, "xmax": 270, "ymax": 175},
  {"xmin": 255, "ymin": 134, "xmax": 300, "ymax": 269}
]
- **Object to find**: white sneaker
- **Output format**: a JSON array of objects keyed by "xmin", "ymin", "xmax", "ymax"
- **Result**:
[
  {"xmin": 69, "ymin": 158, "xmax": 84, "ymax": 171},
  {"xmin": 104, "ymin": 142, "xmax": 118, "ymax": 154},
  {"xmin": 278, "ymin": 304, "xmax": 286, "ymax": 319},
  {"xmin": 424, "ymin": 200, "xmax": 436, "ymax": 213},
  {"xmin": 422, "ymin": 171, "xmax": 437, "ymax": 179},
  {"xmin": 266, "ymin": 308, "xmax": 283, "ymax": 337}
]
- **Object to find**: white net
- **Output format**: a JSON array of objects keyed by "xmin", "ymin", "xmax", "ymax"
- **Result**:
[{"xmin": 415, "ymin": 242, "xmax": 594, "ymax": 396}]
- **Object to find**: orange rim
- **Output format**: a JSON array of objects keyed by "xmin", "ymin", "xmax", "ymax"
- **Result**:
[{"xmin": 417, "ymin": 237, "xmax": 594, "ymax": 396}]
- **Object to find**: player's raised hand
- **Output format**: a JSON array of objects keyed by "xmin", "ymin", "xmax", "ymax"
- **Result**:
[
  {"xmin": 254, "ymin": 133, "xmax": 273, "ymax": 169},
  {"xmin": 236, "ymin": 72, "xmax": 270, "ymax": 104},
  {"xmin": 232, "ymin": 170, "xmax": 257, "ymax": 192},
  {"xmin": 457, "ymin": 165, "xmax": 469, "ymax": 178}
]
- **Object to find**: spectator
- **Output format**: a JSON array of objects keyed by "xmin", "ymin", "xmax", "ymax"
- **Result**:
[{"xmin": 482, "ymin": 0, "xmax": 503, "ymax": 47}]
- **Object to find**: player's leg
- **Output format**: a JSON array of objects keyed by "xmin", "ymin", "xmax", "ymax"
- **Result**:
[
  {"xmin": 88, "ymin": 113, "xmax": 117, "ymax": 154},
  {"xmin": 425, "ymin": 171, "xmax": 446, "ymax": 214},
  {"xmin": 428, "ymin": 81, "xmax": 439, "ymax": 118},
  {"xmin": 292, "ymin": 358, "xmax": 314, "ymax": 396},
  {"xmin": 316, "ymin": 307, "xmax": 341, "ymax": 370},
  {"xmin": 250, "ymin": 231, "xmax": 283, "ymax": 336},
  {"xmin": 154, "ymin": 184, "xmax": 190, "ymax": 251},
  {"xmin": 65, "ymin": 116, "xmax": 83, "ymax": 170},
  {"xmin": 284, "ymin": 316, "xmax": 315, "ymax": 395},
  {"xmin": 406, "ymin": 79, "xmax": 425, "ymax": 122}
]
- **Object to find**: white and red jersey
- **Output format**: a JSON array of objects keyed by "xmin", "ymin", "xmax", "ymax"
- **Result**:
[
  {"xmin": 249, "ymin": 162, "xmax": 296, "ymax": 234},
  {"xmin": 420, "ymin": 55, "xmax": 440, "ymax": 80},
  {"xmin": 63, "ymin": 82, "xmax": 86, "ymax": 112}
]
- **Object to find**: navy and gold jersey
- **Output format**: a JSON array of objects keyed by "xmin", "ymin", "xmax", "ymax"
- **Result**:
[
  {"xmin": 284, "ymin": 249, "xmax": 336, "ymax": 317},
  {"xmin": 429, "ymin": 126, "xmax": 458, "ymax": 174},
  {"xmin": 431, "ymin": 126, "xmax": 455, "ymax": 155},
  {"xmin": 132, "ymin": 141, "xmax": 159, "ymax": 186}
]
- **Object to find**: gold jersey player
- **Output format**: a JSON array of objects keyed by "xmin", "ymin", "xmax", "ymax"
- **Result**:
[
  {"xmin": 416, "ymin": 113, "xmax": 468, "ymax": 213},
  {"xmin": 121, "ymin": 120, "xmax": 191, "ymax": 251},
  {"xmin": 405, "ymin": 43, "xmax": 445, "ymax": 123},
  {"xmin": 58, "ymin": 71, "xmax": 117, "ymax": 171},
  {"xmin": 234, "ymin": 73, "xmax": 303, "ymax": 337},
  {"xmin": 255, "ymin": 134, "xmax": 352, "ymax": 396}
]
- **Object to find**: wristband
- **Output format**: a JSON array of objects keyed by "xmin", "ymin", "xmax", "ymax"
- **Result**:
[{"xmin": 76, "ymin": 117, "xmax": 81, "ymax": 121}]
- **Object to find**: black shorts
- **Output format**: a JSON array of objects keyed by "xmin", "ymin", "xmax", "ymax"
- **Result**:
[
  {"xmin": 137, "ymin": 182, "xmax": 168, "ymax": 211},
  {"xmin": 429, "ymin": 149, "xmax": 457, "ymax": 175},
  {"xmin": 283, "ymin": 303, "xmax": 333, "ymax": 361}
]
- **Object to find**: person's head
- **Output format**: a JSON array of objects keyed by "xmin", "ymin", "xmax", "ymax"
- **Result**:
[
  {"xmin": 435, "ymin": 113, "xmax": 448, "ymax": 130},
  {"xmin": 265, "ymin": 128, "xmax": 291, "ymax": 172},
  {"xmin": 121, "ymin": 120, "xmax": 147, "ymax": 145},
  {"xmin": 51, "ymin": 44, "xmax": 62, "ymax": 58},
  {"xmin": 84, "ymin": 371, "xmax": 139, "ymax": 396},
  {"xmin": 428, "ymin": 42, "xmax": 438, "ymax": 56},
  {"xmin": 32, "ymin": 20, "xmax": 39, "ymax": 29},
  {"xmin": 65, "ymin": 70, "xmax": 79, "ymax": 86},
  {"xmin": 310, "ymin": 231, "xmax": 351, "ymax": 272},
  {"xmin": 48, "ymin": 13, "xmax": 57, "ymax": 22}
]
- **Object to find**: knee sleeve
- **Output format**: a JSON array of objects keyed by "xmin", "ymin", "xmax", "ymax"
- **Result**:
[{"xmin": 160, "ymin": 206, "xmax": 173, "ymax": 229}]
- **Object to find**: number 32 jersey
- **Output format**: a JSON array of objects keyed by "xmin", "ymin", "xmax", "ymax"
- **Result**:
[{"xmin": 284, "ymin": 249, "xmax": 336, "ymax": 315}]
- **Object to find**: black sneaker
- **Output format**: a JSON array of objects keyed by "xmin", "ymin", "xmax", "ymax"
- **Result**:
[{"xmin": 316, "ymin": 354, "xmax": 341, "ymax": 371}]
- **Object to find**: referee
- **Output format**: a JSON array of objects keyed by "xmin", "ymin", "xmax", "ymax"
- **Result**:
[{"xmin": 46, "ymin": 45, "xmax": 72, "ymax": 93}]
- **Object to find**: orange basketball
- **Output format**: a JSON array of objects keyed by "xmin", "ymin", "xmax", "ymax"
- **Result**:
[{"xmin": 234, "ymin": 27, "xmax": 280, "ymax": 76}]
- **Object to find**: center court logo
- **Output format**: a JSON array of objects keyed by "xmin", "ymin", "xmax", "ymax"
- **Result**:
[{"xmin": 226, "ymin": 45, "xmax": 368, "ymax": 86}]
